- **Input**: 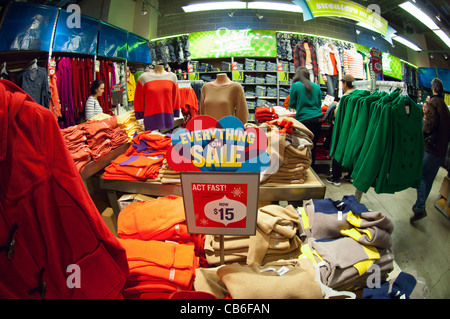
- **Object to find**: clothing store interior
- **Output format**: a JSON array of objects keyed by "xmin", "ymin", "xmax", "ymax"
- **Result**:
[{"xmin": 1, "ymin": 0, "xmax": 450, "ymax": 302}]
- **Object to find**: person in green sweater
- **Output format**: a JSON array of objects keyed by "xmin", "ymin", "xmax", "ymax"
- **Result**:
[{"xmin": 289, "ymin": 66, "xmax": 323, "ymax": 166}]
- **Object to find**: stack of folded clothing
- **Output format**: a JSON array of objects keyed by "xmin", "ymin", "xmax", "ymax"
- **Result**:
[
  {"xmin": 255, "ymin": 85, "xmax": 266, "ymax": 97},
  {"xmin": 103, "ymin": 154, "xmax": 165, "ymax": 181},
  {"xmin": 103, "ymin": 131, "xmax": 172, "ymax": 181},
  {"xmin": 260, "ymin": 117, "xmax": 314, "ymax": 184},
  {"xmin": 266, "ymin": 87, "xmax": 277, "ymax": 97},
  {"xmin": 255, "ymin": 106, "xmax": 278, "ymax": 123},
  {"xmin": 61, "ymin": 126, "xmax": 91, "ymax": 172},
  {"xmin": 118, "ymin": 238, "xmax": 199, "ymax": 299},
  {"xmin": 255, "ymin": 76, "xmax": 265, "ymax": 84},
  {"xmin": 279, "ymin": 87, "xmax": 290, "ymax": 98},
  {"xmin": 81, "ymin": 117, "xmax": 128, "ymax": 162},
  {"xmin": 256, "ymin": 98, "xmax": 275, "ymax": 107},
  {"xmin": 117, "ymin": 111, "xmax": 145, "ymax": 142},
  {"xmin": 255, "ymin": 60, "xmax": 266, "ymax": 71},
  {"xmin": 116, "ymin": 195, "xmax": 206, "ymax": 299},
  {"xmin": 204, "ymin": 204, "xmax": 302, "ymax": 266},
  {"xmin": 298, "ymin": 195, "xmax": 395, "ymax": 292},
  {"xmin": 266, "ymin": 62, "xmax": 277, "ymax": 71},
  {"xmin": 244, "ymin": 58, "xmax": 255, "ymax": 71},
  {"xmin": 156, "ymin": 159, "xmax": 180, "ymax": 183},
  {"xmin": 215, "ymin": 259, "xmax": 323, "ymax": 299},
  {"xmin": 61, "ymin": 116, "xmax": 129, "ymax": 172},
  {"xmin": 245, "ymin": 75, "xmax": 255, "ymax": 84},
  {"xmin": 265, "ymin": 74, "xmax": 277, "ymax": 84}
]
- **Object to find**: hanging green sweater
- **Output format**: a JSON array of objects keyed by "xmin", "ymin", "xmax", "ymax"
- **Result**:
[
  {"xmin": 352, "ymin": 91, "xmax": 424, "ymax": 194},
  {"xmin": 329, "ymin": 90, "xmax": 369, "ymax": 163},
  {"xmin": 341, "ymin": 91, "xmax": 387, "ymax": 169}
]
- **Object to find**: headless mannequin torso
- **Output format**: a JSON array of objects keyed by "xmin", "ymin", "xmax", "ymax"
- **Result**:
[{"xmin": 211, "ymin": 73, "xmax": 232, "ymax": 86}]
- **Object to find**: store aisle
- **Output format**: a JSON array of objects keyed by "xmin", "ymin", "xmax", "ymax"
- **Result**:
[{"xmin": 317, "ymin": 167, "xmax": 450, "ymax": 299}]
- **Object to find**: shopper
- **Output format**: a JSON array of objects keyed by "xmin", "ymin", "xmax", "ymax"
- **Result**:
[
  {"xmin": 289, "ymin": 66, "xmax": 323, "ymax": 166},
  {"xmin": 85, "ymin": 79, "xmax": 105, "ymax": 121},
  {"xmin": 411, "ymin": 78, "xmax": 450, "ymax": 224},
  {"xmin": 326, "ymin": 74, "xmax": 355, "ymax": 186}
]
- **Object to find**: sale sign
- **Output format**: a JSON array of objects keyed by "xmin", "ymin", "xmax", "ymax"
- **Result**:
[
  {"xmin": 167, "ymin": 115, "xmax": 270, "ymax": 173},
  {"xmin": 192, "ymin": 183, "xmax": 247, "ymax": 228},
  {"xmin": 181, "ymin": 172, "xmax": 259, "ymax": 236}
]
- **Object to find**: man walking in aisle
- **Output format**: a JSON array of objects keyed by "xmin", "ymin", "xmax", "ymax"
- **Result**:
[
  {"xmin": 326, "ymin": 74, "xmax": 355, "ymax": 187},
  {"xmin": 411, "ymin": 78, "xmax": 450, "ymax": 224}
]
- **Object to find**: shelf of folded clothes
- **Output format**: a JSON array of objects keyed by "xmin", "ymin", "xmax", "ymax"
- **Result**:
[
  {"xmin": 80, "ymin": 142, "xmax": 129, "ymax": 180},
  {"xmin": 61, "ymin": 115, "xmax": 130, "ymax": 178}
]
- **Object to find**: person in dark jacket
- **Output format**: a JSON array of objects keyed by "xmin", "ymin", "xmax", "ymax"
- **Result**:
[{"xmin": 411, "ymin": 78, "xmax": 450, "ymax": 224}]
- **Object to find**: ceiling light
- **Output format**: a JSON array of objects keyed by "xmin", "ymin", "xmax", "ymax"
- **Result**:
[
  {"xmin": 256, "ymin": 13, "xmax": 263, "ymax": 19},
  {"xmin": 141, "ymin": 2, "xmax": 148, "ymax": 15},
  {"xmin": 433, "ymin": 29, "xmax": 450, "ymax": 48},
  {"xmin": 247, "ymin": 2, "xmax": 302, "ymax": 13},
  {"xmin": 399, "ymin": 2, "xmax": 439, "ymax": 30},
  {"xmin": 228, "ymin": 10, "xmax": 235, "ymax": 17},
  {"xmin": 391, "ymin": 35, "xmax": 422, "ymax": 51},
  {"xmin": 436, "ymin": 15, "xmax": 441, "ymax": 22},
  {"xmin": 182, "ymin": 1, "xmax": 246, "ymax": 12},
  {"xmin": 356, "ymin": 29, "xmax": 361, "ymax": 34}
]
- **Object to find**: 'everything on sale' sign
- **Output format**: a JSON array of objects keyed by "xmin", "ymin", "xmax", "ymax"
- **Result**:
[{"xmin": 167, "ymin": 115, "xmax": 270, "ymax": 173}]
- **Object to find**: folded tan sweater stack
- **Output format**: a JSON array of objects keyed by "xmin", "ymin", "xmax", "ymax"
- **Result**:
[
  {"xmin": 204, "ymin": 204, "xmax": 302, "ymax": 266},
  {"xmin": 194, "ymin": 259, "xmax": 323, "ymax": 299}
]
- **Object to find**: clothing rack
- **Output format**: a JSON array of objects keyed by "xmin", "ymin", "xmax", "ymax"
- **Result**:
[{"xmin": 352, "ymin": 79, "xmax": 409, "ymax": 202}]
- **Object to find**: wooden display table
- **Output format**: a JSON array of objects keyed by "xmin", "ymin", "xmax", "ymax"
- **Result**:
[{"xmin": 99, "ymin": 168, "xmax": 325, "ymax": 216}]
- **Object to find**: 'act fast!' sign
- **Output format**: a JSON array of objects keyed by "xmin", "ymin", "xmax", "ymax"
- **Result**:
[{"xmin": 167, "ymin": 115, "xmax": 270, "ymax": 173}]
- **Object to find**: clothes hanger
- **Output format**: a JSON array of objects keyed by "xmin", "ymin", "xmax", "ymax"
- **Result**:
[
  {"xmin": 1, "ymin": 62, "xmax": 8, "ymax": 75},
  {"xmin": 27, "ymin": 59, "xmax": 38, "ymax": 70}
]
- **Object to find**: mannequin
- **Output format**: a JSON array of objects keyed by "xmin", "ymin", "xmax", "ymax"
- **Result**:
[
  {"xmin": 200, "ymin": 74, "xmax": 248, "ymax": 124},
  {"xmin": 293, "ymin": 41, "xmax": 318, "ymax": 83},
  {"xmin": 151, "ymin": 64, "xmax": 167, "ymax": 75},
  {"xmin": 134, "ymin": 64, "xmax": 181, "ymax": 131},
  {"xmin": 343, "ymin": 46, "xmax": 365, "ymax": 80},
  {"xmin": 211, "ymin": 73, "xmax": 232, "ymax": 86},
  {"xmin": 318, "ymin": 42, "xmax": 341, "ymax": 97}
]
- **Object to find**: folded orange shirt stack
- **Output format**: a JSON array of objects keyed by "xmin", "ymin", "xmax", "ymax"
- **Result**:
[
  {"xmin": 61, "ymin": 126, "xmax": 91, "ymax": 172},
  {"xmin": 61, "ymin": 116, "xmax": 129, "ymax": 172},
  {"xmin": 103, "ymin": 132, "xmax": 172, "ymax": 181},
  {"xmin": 255, "ymin": 106, "xmax": 279, "ymax": 123},
  {"xmin": 103, "ymin": 154, "xmax": 165, "ymax": 181},
  {"xmin": 117, "ymin": 196, "xmax": 205, "ymax": 299}
]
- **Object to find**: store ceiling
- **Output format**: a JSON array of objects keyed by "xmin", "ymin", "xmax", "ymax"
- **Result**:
[{"xmin": 5, "ymin": 0, "xmax": 450, "ymax": 53}]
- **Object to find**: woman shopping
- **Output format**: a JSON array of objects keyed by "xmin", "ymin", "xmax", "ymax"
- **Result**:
[
  {"xmin": 289, "ymin": 66, "xmax": 323, "ymax": 166},
  {"xmin": 85, "ymin": 79, "xmax": 105, "ymax": 121}
]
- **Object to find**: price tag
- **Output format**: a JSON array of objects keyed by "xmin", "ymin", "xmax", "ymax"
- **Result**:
[{"xmin": 181, "ymin": 172, "xmax": 259, "ymax": 236}]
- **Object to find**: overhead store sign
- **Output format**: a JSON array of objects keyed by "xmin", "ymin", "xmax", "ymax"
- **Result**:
[
  {"xmin": 189, "ymin": 29, "xmax": 277, "ymax": 59},
  {"xmin": 382, "ymin": 53, "xmax": 402, "ymax": 80},
  {"xmin": 293, "ymin": 0, "xmax": 389, "ymax": 37}
]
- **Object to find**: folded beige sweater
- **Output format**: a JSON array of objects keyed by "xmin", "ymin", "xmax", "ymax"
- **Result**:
[{"xmin": 216, "ymin": 259, "xmax": 323, "ymax": 299}]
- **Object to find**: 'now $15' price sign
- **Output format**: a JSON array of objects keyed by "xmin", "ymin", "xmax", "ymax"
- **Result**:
[{"xmin": 192, "ymin": 183, "xmax": 247, "ymax": 229}]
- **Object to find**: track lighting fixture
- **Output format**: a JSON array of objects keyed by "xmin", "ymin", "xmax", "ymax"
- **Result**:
[
  {"xmin": 141, "ymin": 2, "xmax": 148, "ymax": 15},
  {"xmin": 356, "ymin": 29, "xmax": 361, "ymax": 34},
  {"xmin": 228, "ymin": 10, "xmax": 235, "ymax": 17},
  {"xmin": 256, "ymin": 13, "xmax": 263, "ymax": 19}
]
